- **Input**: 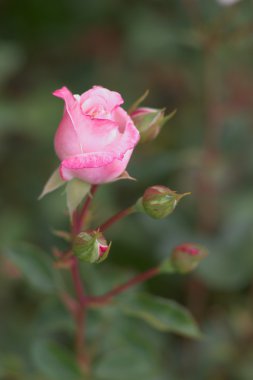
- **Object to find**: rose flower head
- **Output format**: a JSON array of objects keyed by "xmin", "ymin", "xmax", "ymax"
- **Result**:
[{"xmin": 53, "ymin": 86, "xmax": 140, "ymax": 185}]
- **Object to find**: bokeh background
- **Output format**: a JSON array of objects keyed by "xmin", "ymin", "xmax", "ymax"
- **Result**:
[{"xmin": 1, "ymin": 0, "xmax": 253, "ymax": 379}]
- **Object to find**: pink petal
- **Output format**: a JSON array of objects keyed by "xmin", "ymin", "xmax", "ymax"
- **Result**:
[
  {"xmin": 53, "ymin": 86, "xmax": 76, "ymax": 108},
  {"xmin": 61, "ymin": 152, "xmax": 116, "ymax": 169},
  {"xmin": 109, "ymin": 108, "xmax": 140, "ymax": 158},
  {"xmin": 53, "ymin": 87, "xmax": 84, "ymax": 159},
  {"xmin": 53, "ymin": 86, "xmax": 82, "ymax": 135},
  {"xmin": 80, "ymin": 86, "xmax": 124, "ymax": 114},
  {"xmin": 54, "ymin": 109, "xmax": 83, "ymax": 160},
  {"xmin": 130, "ymin": 107, "xmax": 156, "ymax": 117},
  {"xmin": 59, "ymin": 150, "xmax": 132, "ymax": 184}
]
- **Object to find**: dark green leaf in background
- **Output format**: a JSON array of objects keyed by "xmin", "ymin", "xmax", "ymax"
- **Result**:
[
  {"xmin": 119, "ymin": 293, "xmax": 201, "ymax": 339},
  {"xmin": 3, "ymin": 243, "xmax": 60, "ymax": 293},
  {"xmin": 32, "ymin": 339, "xmax": 82, "ymax": 380},
  {"xmin": 94, "ymin": 346, "xmax": 159, "ymax": 380}
]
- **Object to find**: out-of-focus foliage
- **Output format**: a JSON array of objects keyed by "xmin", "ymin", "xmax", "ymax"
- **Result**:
[{"xmin": 1, "ymin": 0, "xmax": 253, "ymax": 379}]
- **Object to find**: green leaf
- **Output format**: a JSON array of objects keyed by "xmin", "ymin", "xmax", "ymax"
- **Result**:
[
  {"xmin": 3, "ymin": 243, "xmax": 59, "ymax": 293},
  {"xmin": 92, "ymin": 309, "xmax": 167, "ymax": 380},
  {"xmin": 198, "ymin": 193, "xmax": 253, "ymax": 290},
  {"xmin": 38, "ymin": 168, "xmax": 65, "ymax": 200},
  {"xmin": 120, "ymin": 293, "xmax": 201, "ymax": 339},
  {"xmin": 32, "ymin": 339, "xmax": 81, "ymax": 380},
  {"xmin": 94, "ymin": 346, "xmax": 157, "ymax": 380},
  {"xmin": 66, "ymin": 179, "xmax": 90, "ymax": 217}
]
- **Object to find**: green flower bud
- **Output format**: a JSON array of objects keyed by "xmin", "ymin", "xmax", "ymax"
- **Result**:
[
  {"xmin": 73, "ymin": 231, "xmax": 111, "ymax": 263},
  {"xmin": 170, "ymin": 243, "xmax": 208, "ymax": 273},
  {"xmin": 130, "ymin": 107, "xmax": 176, "ymax": 143},
  {"xmin": 138, "ymin": 185, "xmax": 190, "ymax": 219}
]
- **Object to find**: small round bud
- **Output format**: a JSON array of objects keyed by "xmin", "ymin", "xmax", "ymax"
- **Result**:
[
  {"xmin": 139, "ymin": 185, "xmax": 190, "ymax": 219},
  {"xmin": 73, "ymin": 231, "xmax": 111, "ymax": 263},
  {"xmin": 171, "ymin": 243, "xmax": 208, "ymax": 273},
  {"xmin": 131, "ymin": 108, "xmax": 176, "ymax": 143}
]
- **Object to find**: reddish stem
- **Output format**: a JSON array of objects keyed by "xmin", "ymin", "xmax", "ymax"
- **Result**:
[
  {"xmin": 60, "ymin": 292, "xmax": 78, "ymax": 315},
  {"xmin": 71, "ymin": 257, "xmax": 85, "ymax": 303},
  {"xmin": 62, "ymin": 187, "xmax": 157, "ymax": 371},
  {"xmin": 83, "ymin": 267, "xmax": 159, "ymax": 306},
  {"xmin": 73, "ymin": 185, "xmax": 98, "ymax": 235},
  {"xmin": 69, "ymin": 186, "xmax": 98, "ymax": 372},
  {"xmin": 99, "ymin": 206, "xmax": 135, "ymax": 232},
  {"xmin": 70, "ymin": 258, "xmax": 87, "ymax": 366}
]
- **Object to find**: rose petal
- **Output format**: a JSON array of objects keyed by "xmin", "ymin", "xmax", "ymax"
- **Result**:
[
  {"xmin": 53, "ymin": 87, "xmax": 83, "ymax": 133},
  {"xmin": 54, "ymin": 109, "xmax": 84, "ymax": 160},
  {"xmin": 53, "ymin": 86, "xmax": 76, "ymax": 106},
  {"xmin": 114, "ymin": 121, "xmax": 140, "ymax": 159},
  {"xmin": 53, "ymin": 87, "xmax": 124, "ymax": 156},
  {"xmin": 59, "ymin": 150, "xmax": 132, "ymax": 184},
  {"xmin": 53, "ymin": 87, "xmax": 85, "ymax": 159},
  {"xmin": 80, "ymin": 86, "xmax": 124, "ymax": 115},
  {"xmin": 61, "ymin": 152, "xmax": 115, "ymax": 169},
  {"xmin": 109, "ymin": 108, "xmax": 140, "ymax": 158}
]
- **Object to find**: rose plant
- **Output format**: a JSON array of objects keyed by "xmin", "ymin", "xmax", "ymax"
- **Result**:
[{"xmin": 6, "ymin": 85, "xmax": 207, "ymax": 378}]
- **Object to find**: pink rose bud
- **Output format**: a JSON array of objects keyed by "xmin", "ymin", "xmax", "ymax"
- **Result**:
[
  {"xmin": 130, "ymin": 107, "xmax": 176, "ymax": 143},
  {"xmin": 139, "ymin": 185, "xmax": 190, "ymax": 219},
  {"xmin": 53, "ymin": 86, "xmax": 140, "ymax": 185},
  {"xmin": 73, "ymin": 231, "xmax": 111, "ymax": 263},
  {"xmin": 171, "ymin": 243, "xmax": 208, "ymax": 273}
]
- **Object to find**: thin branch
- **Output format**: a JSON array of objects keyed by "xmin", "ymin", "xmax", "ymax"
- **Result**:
[
  {"xmin": 71, "ymin": 257, "xmax": 85, "ymax": 301},
  {"xmin": 83, "ymin": 267, "xmax": 159, "ymax": 307},
  {"xmin": 68, "ymin": 187, "xmax": 98, "ymax": 372},
  {"xmin": 99, "ymin": 206, "xmax": 135, "ymax": 232},
  {"xmin": 74, "ymin": 185, "xmax": 98, "ymax": 235}
]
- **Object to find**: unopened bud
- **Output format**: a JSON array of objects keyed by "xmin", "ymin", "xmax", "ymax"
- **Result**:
[
  {"xmin": 73, "ymin": 231, "xmax": 111, "ymax": 263},
  {"xmin": 131, "ymin": 108, "xmax": 176, "ymax": 143},
  {"xmin": 171, "ymin": 243, "xmax": 208, "ymax": 273},
  {"xmin": 138, "ymin": 185, "xmax": 190, "ymax": 219}
]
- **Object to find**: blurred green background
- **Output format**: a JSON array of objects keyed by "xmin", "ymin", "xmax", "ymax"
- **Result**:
[{"xmin": 1, "ymin": 0, "xmax": 253, "ymax": 379}]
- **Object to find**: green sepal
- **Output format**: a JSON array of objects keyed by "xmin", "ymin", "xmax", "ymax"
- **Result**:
[
  {"xmin": 136, "ymin": 109, "xmax": 165, "ymax": 143},
  {"xmin": 134, "ymin": 197, "xmax": 145, "ymax": 213},
  {"xmin": 162, "ymin": 108, "xmax": 177, "ymax": 125},
  {"xmin": 38, "ymin": 168, "xmax": 65, "ymax": 200},
  {"xmin": 73, "ymin": 231, "xmax": 111, "ymax": 264},
  {"xmin": 66, "ymin": 179, "xmax": 90, "ymax": 218},
  {"xmin": 111, "ymin": 171, "xmax": 136, "ymax": 182},
  {"xmin": 128, "ymin": 89, "xmax": 149, "ymax": 114},
  {"xmin": 159, "ymin": 258, "xmax": 176, "ymax": 274}
]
